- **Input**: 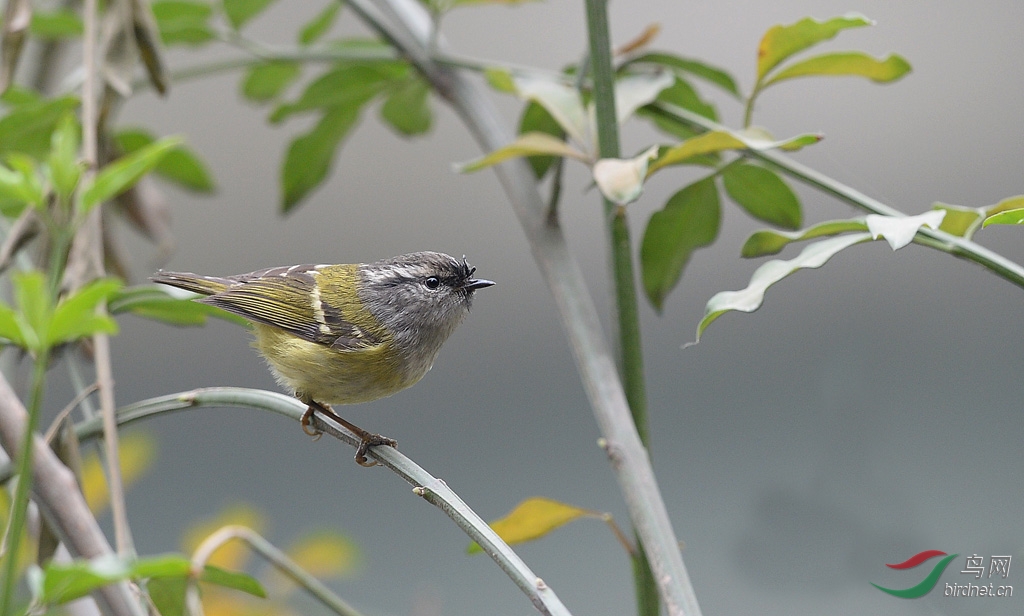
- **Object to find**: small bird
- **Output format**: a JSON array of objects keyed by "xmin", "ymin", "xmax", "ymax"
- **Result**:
[{"xmin": 153, "ymin": 252, "xmax": 494, "ymax": 466}]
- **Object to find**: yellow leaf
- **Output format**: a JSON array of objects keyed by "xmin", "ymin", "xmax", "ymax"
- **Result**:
[
  {"xmin": 286, "ymin": 530, "xmax": 359, "ymax": 578},
  {"xmin": 81, "ymin": 431, "xmax": 156, "ymax": 513},
  {"xmin": 181, "ymin": 504, "xmax": 266, "ymax": 571},
  {"xmin": 455, "ymin": 132, "xmax": 589, "ymax": 173},
  {"xmin": 469, "ymin": 497, "xmax": 595, "ymax": 554}
]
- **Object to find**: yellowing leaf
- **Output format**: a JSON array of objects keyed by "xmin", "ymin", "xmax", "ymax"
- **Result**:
[
  {"xmin": 181, "ymin": 504, "xmax": 266, "ymax": 571},
  {"xmin": 757, "ymin": 13, "xmax": 873, "ymax": 80},
  {"xmin": 763, "ymin": 51, "xmax": 911, "ymax": 87},
  {"xmin": 286, "ymin": 531, "xmax": 359, "ymax": 578},
  {"xmin": 455, "ymin": 132, "xmax": 588, "ymax": 173},
  {"xmin": 648, "ymin": 131, "xmax": 744, "ymax": 175},
  {"xmin": 468, "ymin": 497, "xmax": 595, "ymax": 554},
  {"xmin": 984, "ymin": 195, "xmax": 1024, "ymax": 220},
  {"xmin": 81, "ymin": 432, "xmax": 156, "ymax": 513},
  {"xmin": 647, "ymin": 129, "xmax": 822, "ymax": 176}
]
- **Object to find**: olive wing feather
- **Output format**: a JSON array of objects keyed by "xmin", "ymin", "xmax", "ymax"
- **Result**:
[{"xmin": 161, "ymin": 265, "xmax": 383, "ymax": 350}]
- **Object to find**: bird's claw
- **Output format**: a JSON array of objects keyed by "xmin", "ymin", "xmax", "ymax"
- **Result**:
[
  {"xmin": 300, "ymin": 407, "xmax": 322, "ymax": 440},
  {"xmin": 354, "ymin": 434, "xmax": 398, "ymax": 467}
]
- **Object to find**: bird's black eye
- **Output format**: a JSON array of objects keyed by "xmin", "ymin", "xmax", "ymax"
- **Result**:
[{"xmin": 424, "ymin": 276, "xmax": 440, "ymax": 290}]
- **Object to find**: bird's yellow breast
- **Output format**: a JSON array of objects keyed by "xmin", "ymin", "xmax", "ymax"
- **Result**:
[{"xmin": 252, "ymin": 324, "xmax": 422, "ymax": 405}]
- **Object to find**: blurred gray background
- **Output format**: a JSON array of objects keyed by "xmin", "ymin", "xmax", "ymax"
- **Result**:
[{"xmin": 59, "ymin": 0, "xmax": 1024, "ymax": 614}]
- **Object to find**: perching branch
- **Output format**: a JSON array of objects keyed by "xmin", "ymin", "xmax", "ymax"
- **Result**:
[
  {"xmin": 0, "ymin": 373, "xmax": 144, "ymax": 616},
  {"xmin": 344, "ymin": 1, "xmax": 700, "ymax": 614},
  {"xmin": 64, "ymin": 388, "xmax": 573, "ymax": 616}
]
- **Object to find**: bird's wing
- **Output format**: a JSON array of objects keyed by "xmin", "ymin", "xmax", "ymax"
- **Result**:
[{"xmin": 199, "ymin": 265, "xmax": 384, "ymax": 350}]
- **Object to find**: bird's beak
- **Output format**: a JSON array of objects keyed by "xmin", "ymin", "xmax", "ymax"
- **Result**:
[{"xmin": 464, "ymin": 278, "xmax": 495, "ymax": 291}]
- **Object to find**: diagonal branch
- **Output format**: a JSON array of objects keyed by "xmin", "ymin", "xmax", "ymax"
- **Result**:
[
  {"xmin": 344, "ymin": 1, "xmax": 701, "ymax": 614},
  {"xmin": 63, "ymin": 387, "xmax": 574, "ymax": 616}
]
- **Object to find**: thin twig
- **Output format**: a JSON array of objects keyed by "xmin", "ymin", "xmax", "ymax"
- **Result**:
[
  {"xmin": 80, "ymin": 0, "xmax": 135, "ymax": 557},
  {"xmin": 188, "ymin": 525, "xmax": 364, "ymax": 616},
  {"xmin": 63, "ymin": 387, "xmax": 573, "ymax": 616},
  {"xmin": 44, "ymin": 381, "xmax": 99, "ymax": 443}
]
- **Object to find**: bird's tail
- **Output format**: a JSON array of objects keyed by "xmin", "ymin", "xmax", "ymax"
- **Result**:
[{"xmin": 151, "ymin": 271, "xmax": 232, "ymax": 296}]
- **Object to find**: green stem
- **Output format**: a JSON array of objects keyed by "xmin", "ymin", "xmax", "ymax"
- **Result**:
[
  {"xmin": 0, "ymin": 348, "xmax": 49, "ymax": 616},
  {"xmin": 583, "ymin": 2, "xmax": 658, "ymax": 615}
]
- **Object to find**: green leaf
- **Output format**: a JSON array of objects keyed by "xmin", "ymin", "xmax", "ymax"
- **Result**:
[
  {"xmin": 483, "ymin": 67, "xmax": 516, "ymax": 93},
  {"xmin": 694, "ymin": 233, "xmax": 871, "ymax": 343},
  {"xmin": 654, "ymin": 77, "xmax": 717, "ymax": 122},
  {"xmin": 81, "ymin": 137, "xmax": 183, "ymax": 213},
  {"xmin": 151, "ymin": 0, "xmax": 214, "ymax": 46},
  {"xmin": 982, "ymin": 195, "xmax": 1024, "ymax": 227},
  {"xmin": 518, "ymin": 101, "xmax": 565, "ymax": 178},
  {"xmin": 0, "ymin": 95, "xmax": 79, "ymax": 159},
  {"xmin": 281, "ymin": 105, "xmax": 360, "ymax": 212},
  {"xmin": 109, "ymin": 285, "xmax": 248, "ymax": 327},
  {"xmin": 147, "ymin": 577, "xmax": 188, "ymax": 616},
  {"xmin": 635, "ymin": 106, "xmax": 699, "ymax": 142},
  {"xmin": 47, "ymin": 278, "xmax": 122, "ymax": 346},
  {"xmin": 722, "ymin": 163, "xmax": 801, "ymax": 229},
  {"xmin": 627, "ymin": 52, "xmax": 741, "ymax": 98},
  {"xmin": 38, "ymin": 554, "xmax": 244, "ymax": 605},
  {"xmin": 982, "ymin": 207, "xmax": 1024, "ymax": 228},
  {"xmin": 30, "ymin": 10, "xmax": 84, "ymax": 39},
  {"xmin": 741, "ymin": 219, "xmax": 868, "ymax": 257},
  {"xmin": 380, "ymin": 76, "xmax": 432, "ymax": 136},
  {"xmin": 114, "ymin": 129, "xmax": 215, "ymax": 193},
  {"xmin": 468, "ymin": 497, "xmax": 595, "ymax": 554},
  {"xmin": 270, "ymin": 63, "xmax": 406, "ymax": 123},
  {"xmin": 455, "ymin": 132, "xmax": 588, "ymax": 173},
  {"xmin": 640, "ymin": 177, "xmax": 721, "ymax": 310},
  {"xmin": 241, "ymin": 61, "xmax": 301, "ymax": 102},
  {"xmin": 0, "ymin": 302, "xmax": 25, "ymax": 347},
  {"xmin": 200, "ymin": 564, "xmax": 265, "ymax": 597},
  {"xmin": 298, "ymin": 2, "xmax": 340, "ymax": 45},
  {"xmin": 222, "ymin": 0, "xmax": 276, "ymax": 29},
  {"xmin": 0, "ymin": 155, "xmax": 45, "ymax": 208},
  {"xmin": 13, "ymin": 271, "xmax": 51, "ymax": 351},
  {"xmin": 763, "ymin": 51, "xmax": 911, "ymax": 87},
  {"xmin": 47, "ymin": 114, "xmax": 82, "ymax": 201},
  {"xmin": 757, "ymin": 13, "xmax": 874, "ymax": 81}
]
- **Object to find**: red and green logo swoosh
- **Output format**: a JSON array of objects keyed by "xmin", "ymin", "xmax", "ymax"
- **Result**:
[{"xmin": 872, "ymin": 550, "xmax": 958, "ymax": 598}]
